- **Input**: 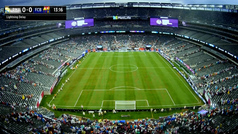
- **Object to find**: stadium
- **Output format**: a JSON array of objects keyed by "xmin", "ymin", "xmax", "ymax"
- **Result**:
[{"xmin": 0, "ymin": 0, "xmax": 238, "ymax": 133}]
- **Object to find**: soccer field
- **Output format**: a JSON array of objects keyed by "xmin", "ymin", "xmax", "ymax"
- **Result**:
[{"xmin": 51, "ymin": 52, "xmax": 203, "ymax": 110}]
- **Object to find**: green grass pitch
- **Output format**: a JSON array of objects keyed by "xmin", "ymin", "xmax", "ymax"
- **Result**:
[{"xmin": 51, "ymin": 52, "xmax": 203, "ymax": 110}]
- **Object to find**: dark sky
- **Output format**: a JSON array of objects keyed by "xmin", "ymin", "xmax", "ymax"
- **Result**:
[{"xmin": 1, "ymin": 0, "xmax": 238, "ymax": 7}]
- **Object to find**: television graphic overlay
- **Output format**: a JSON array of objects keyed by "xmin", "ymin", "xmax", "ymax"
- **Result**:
[
  {"xmin": 4, "ymin": 6, "xmax": 66, "ymax": 20},
  {"xmin": 65, "ymin": 19, "xmax": 94, "ymax": 29},
  {"xmin": 150, "ymin": 18, "xmax": 178, "ymax": 27}
]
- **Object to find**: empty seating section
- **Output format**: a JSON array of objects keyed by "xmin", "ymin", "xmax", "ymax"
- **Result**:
[
  {"xmin": 0, "ymin": 7, "xmax": 237, "ymax": 132},
  {"xmin": 1, "ymin": 7, "xmax": 237, "ymax": 65},
  {"xmin": 0, "ymin": 21, "xmax": 60, "ymax": 45},
  {"xmin": 67, "ymin": 7, "xmax": 238, "ymax": 29},
  {"xmin": 0, "ymin": 46, "xmax": 24, "ymax": 62},
  {"xmin": 24, "ymin": 73, "xmax": 55, "ymax": 88},
  {"xmin": 0, "ymin": 40, "xmax": 85, "ymax": 110},
  {"xmin": 0, "ymin": 35, "xmax": 237, "ymax": 133},
  {"xmin": 161, "ymin": 36, "xmax": 237, "ymax": 108},
  {"xmin": 0, "ymin": 30, "xmax": 67, "ymax": 65},
  {"xmin": 188, "ymin": 54, "xmax": 214, "ymax": 66}
]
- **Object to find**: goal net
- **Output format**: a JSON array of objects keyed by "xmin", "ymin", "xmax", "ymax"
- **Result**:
[{"xmin": 115, "ymin": 101, "xmax": 136, "ymax": 110}]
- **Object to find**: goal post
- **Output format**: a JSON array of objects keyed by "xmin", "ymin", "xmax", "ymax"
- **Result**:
[{"xmin": 115, "ymin": 101, "xmax": 136, "ymax": 110}]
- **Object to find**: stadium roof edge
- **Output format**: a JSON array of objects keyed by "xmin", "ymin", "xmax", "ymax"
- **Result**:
[{"xmin": 66, "ymin": 2, "xmax": 238, "ymax": 11}]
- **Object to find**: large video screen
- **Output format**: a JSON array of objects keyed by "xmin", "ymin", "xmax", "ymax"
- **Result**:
[
  {"xmin": 65, "ymin": 19, "xmax": 94, "ymax": 29},
  {"xmin": 150, "ymin": 18, "xmax": 178, "ymax": 27}
]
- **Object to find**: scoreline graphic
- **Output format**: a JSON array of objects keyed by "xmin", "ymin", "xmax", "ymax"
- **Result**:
[{"xmin": 4, "ymin": 6, "xmax": 66, "ymax": 20}]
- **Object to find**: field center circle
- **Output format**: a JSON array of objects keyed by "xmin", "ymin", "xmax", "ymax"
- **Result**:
[{"xmin": 109, "ymin": 64, "xmax": 138, "ymax": 73}]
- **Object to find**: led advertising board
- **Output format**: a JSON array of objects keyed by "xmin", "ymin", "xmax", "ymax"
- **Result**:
[
  {"xmin": 65, "ymin": 19, "xmax": 94, "ymax": 29},
  {"xmin": 150, "ymin": 18, "xmax": 178, "ymax": 27}
]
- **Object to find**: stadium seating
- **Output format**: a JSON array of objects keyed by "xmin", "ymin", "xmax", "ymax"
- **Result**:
[
  {"xmin": 0, "ymin": 5, "xmax": 238, "ymax": 133},
  {"xmin": 0, "ymin": 34, "xmax": 237, "ymax": 133},
  {"xmin": 160, "ymin": 36, "xmax": 238, "ymax": 110},
  {"xmin": 0, "ymin": 101, "xmax": 237, "ymax": 133}
]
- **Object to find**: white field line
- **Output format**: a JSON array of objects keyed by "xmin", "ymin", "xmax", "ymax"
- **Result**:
[
  {"xmin": 81, "ymin": 67, "xmax": 168, "ymax": 69},
  {"xmin": 138, "ymin": 103, "xmax": 202, "ymax": 107},
  {"xmin": 174, "ymin": 102, "xmax": 201, "ymax": 105},
  {"xmin": 160, "ymin": 55, "xmax": 200, "ymax": 103},
  {"xmin": 146, "ymin": 100, "xmax": 149, "ymax": 106},
  {"xmin": 109, "ymin": 86, "xmax": 142, "ymax": 90},
  {"xmin": 66, "ymin": 54, "xmax": 88, "ymax": 106},
  {"xmin": 109, "ymin": 89, "xmax": 133, "ymax": 91},
  {"xmin": 111, "ymin": 67, "xmax": 168, "ymax": 69},
  {"xmin": 80, "ymin": 88, "xmax": 167, "ymax": 91},
  {"xmin": 83, "ymin": 89, "xmax": 106, "ymax": 91},
  {"xmin": 56, "ymin": 102, "xmax": 202, "ymax": 108},
  {"xmin": 74, "ymin": 90, "xmax": 83, "ymax": 107},
  {"xmin": 66, "ymin": 51, "xmax": 87, "ymax": 78},
  {"xmin": 143, "ymin": 66, "xmax": 169, "ymax": 69},
  {"xmin": 165, "ymin": 89, "xmax": 176, "ymax": 105},
  {"xmin": 49, "ymin": 98, "xmax": 53, "ymax": 105},
  {"xmin": 57, "ymin": 105, "xmax": 104, "ymax": 108},
  {"xmin": 100, "ymin": 54, "xmax": 149, "ymax": 57},
  {"xmin": 137, "ymin": 105, "xmax": 174, "ymax": 107},
  {"xmin": 74, "ymin": 67, "xmax": 168, "ymax": 70},
  {"xmin": 77, "ymin": 68, "xmax": 108, "ymax": 69},
  {"xmin": 57, "ymin": 79, "xmax": 201, "ymax": 109},
  {"xmin": 101, "ymin": 100, "xmax": 104, "ymax": 108},
  {"xmin": 69, "ymin": 53, "xmax": 87, "ymax": 79},
  {"xmin": 100, "ymin": 55, "xmax": 133, "ymax": 57},
  {"xmin": 139, "ymin": 88, "xmax": 166, "ymax": 91},
  {"xmin": 104, "ymin": 100, "xmax": 147, "ymax": 101},
  {"xmin": 49, "ymin": 53, "xmax": 89, "ymax": 105},
  {"xmin": 99, "ymin": 52, "xmax": 102, "ymax": 56}
]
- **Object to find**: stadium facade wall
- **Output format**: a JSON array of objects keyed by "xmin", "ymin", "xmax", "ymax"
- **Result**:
[{"xmin": 36, "ymin": 91, "xmax": 44, "ymax": 108}]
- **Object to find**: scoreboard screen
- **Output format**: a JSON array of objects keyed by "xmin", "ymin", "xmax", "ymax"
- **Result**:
[
  {"xmin": 150, "ymin": 17, "xmax": 178, "ymax": 28},
  {"xmin": 65, "ymin": 19, "xmax": 94, "ymax": 29},
  {"xmin": 4, "ymin": 6, "xmax": 66, "ymax": 20}
]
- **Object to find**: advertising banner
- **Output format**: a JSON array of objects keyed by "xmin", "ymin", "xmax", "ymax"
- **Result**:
[
  {"xmin": 150, "ymin": 18, "xmax": 178, "ymax": 27},
  {"xmin": 65, "ymin": 19, "xmax": 94, "ymax": 29}
]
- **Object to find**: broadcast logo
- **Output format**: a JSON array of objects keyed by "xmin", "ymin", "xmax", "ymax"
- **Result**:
[
  {"xmin": 43, "ymin": 6, "xmax": 50, "ymax": 13},
  {"xmin": 71, "ymin": 20, "xmax": 88, "ymax": 27},
  {"xmin": 113, "ymin": 16, "xmax": 118, "ymax": 20},
  {"xmin": 5, "ymin": 6, "xmax": 10, "ymax": 14},
  {"xmin": 156, "ymin": 19, "xmax": 172, "ymax": 26}
]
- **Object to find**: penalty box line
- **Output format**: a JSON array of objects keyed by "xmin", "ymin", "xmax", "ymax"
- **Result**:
[
  {"xmin": 74, "ymin": 90, "xmax": 83, "ymax": 107},
  {"xmin": 73, "ymin": 88, "xmax": 172, "ymax": 107},
  {"xmin": 105, "ymin": 88, "xmax": 175, "ymax": 106},
  {"xmin": 165, "ymin": 89, "xmax": 176, "ymax": 106},
  {"xmin": 57, "ymin": 102, "xmax": 202, "ymax": 108}
]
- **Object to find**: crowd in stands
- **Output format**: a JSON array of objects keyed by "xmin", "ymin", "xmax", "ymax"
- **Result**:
[
  {"xmin": 0, "ymin": 40, "xmax": 84, "ymax": 113},
  {"xmin": 1, "ymin": 100, "xmax": 238, "ymax": 133},
  {"xmin": 160, "ymin": 36, "xmax": 238, "ymax": 111},
  {"xmin": 0, "ymin": 35, "xmax": 238, "ymax": 133},
  {"xmin": 66, "ymin": 7, "xmax": 238, "ymax": 27},
  {"xmin": 72, "ymin": 34, "xmax": 159, "ymax": 51},
  {"xmin": 0, "ymin": 4, "xmax": 238, "ymax": 132}
]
